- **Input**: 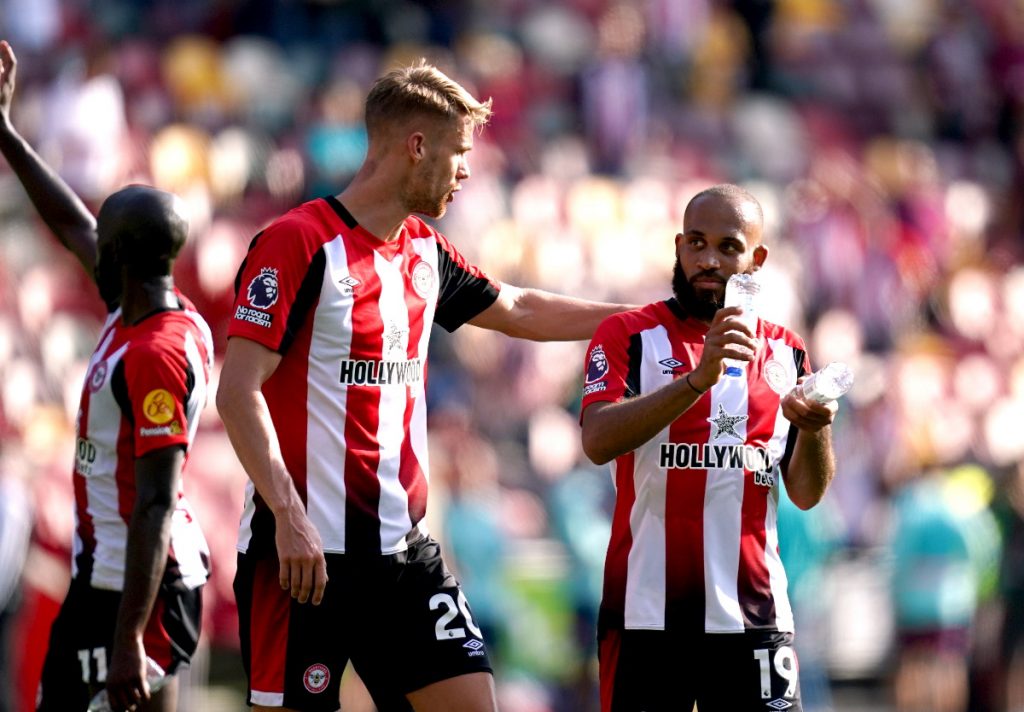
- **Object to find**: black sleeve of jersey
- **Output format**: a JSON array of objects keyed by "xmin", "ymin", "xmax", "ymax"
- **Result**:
[
  {"xmin": 433, "ymin": 243, "xmax": 500, "ymax": 333},
  {"xmin": 624, "ymin": 333, "xmax": 643, "ymax": 399}
]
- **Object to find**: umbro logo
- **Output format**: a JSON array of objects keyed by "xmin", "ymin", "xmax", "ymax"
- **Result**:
[
  {"xmin": 658, "ymin": 357, "xmax": 687, "ymax": 374},
  {"xmin": 338, "ymin": 275, "xmax": 359, "ymax": 295},
  {"xmin": 463, "ymin": 639, "xmax": 486, "ymax": 657},
  {"xmin": 766, "ymin": 699, "xmax": 793, "ymax": 710}
]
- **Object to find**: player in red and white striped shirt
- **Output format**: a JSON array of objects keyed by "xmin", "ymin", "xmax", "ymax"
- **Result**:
[
  {"xmin": 0, "ymin": 41, "xmax": 211, "ymax": 712},
  {"xmin": 581, "ymin": 185, "xmax": 838, "ymax": 712},
  {"xmin": 217, "ymin": 61, "xmax": 631, "ymax": 712}
]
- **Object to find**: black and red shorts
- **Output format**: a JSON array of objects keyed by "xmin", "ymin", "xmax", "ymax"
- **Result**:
[
  {"xmin": 36, "ymin": 576, "xmax": 202, "ymax": 711},
  {"xmin": 234, "ymin": 534, "xmax": 492, "ymax": 711}
]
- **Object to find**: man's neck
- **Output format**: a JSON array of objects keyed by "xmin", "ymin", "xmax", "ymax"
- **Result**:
[
  {"xmin": 120, "ymin": 277, "xmax": 177, "ymax": 324},
  {"xmin": 336, "ymin": 170, "xmax": 411, "ymax": 243}
]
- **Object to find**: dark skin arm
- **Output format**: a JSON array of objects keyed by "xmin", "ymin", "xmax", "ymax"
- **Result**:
[
  {"xmin": 104, "ymin": 446, "xmax": 182, "ymax": 712},
  {"xmin": 0, "ymin": 40, "xmax": 99, "ymax": 275},
  {"xmin": 779, "ymin": 385, "xmax": 836, "ymax": 510}
]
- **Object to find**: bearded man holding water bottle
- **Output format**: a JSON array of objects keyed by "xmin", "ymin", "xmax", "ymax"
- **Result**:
[{"xmin": 579, "ymin": 184, "xmax": 844, "ymax": 712}]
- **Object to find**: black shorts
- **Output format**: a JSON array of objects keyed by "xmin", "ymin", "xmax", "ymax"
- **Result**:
[
  {"xmin": 599, "ymin": 627, "xmax": 803, "ymax": 712},
  {"xmin": 36, "ymin": 577, "xmax": 203, "ymax": 711},
  {"xmin": 234, "ymin": 534, "xmax": 493, "ymax": 712}
]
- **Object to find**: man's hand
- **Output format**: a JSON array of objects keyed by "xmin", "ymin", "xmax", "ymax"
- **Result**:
[
  {"xmin": 276, "ymin": 504, "xmax": 329, "ymax": 605},
  {"xmin": 781, "ymin": 378, "xmax": 838, "ymax": 432},
  {"xmin": 104, "ymin": 636, "xmax": 149, "ymax": 712},
  {"xmin": 689, "ymin": 305, "xmax": 758, "ymax": 392},
  {"xmin": 0, "ymin": 41, "xmax": 16, "ymax": 128}
]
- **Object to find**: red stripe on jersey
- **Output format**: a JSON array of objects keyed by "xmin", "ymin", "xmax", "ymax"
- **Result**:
[
  {"xmin": 664, "ymin": 390, "xmax": 710, "ymax": 632},
  {"xmin": 116, "ymin": 418, "xmax": 136, "ymax": 522},
  {"xmin": 598, "ymin": 628, "xmax": 623, "ymax": 712},
  {"xmin": 602, "ymin": 451, "xmax": 635, "ymax": 624},
  {"xmin": 736, "ymin": 363, "xmax": 780, "ymax": 627},
  {"xmin": 398, "ymin": 400, "xmax": 427, "ymax": 525},
  {"xmin": 251, "ymin": 555, "xmax": 290, "ymax": 695},
  {"xmin": 264, "ymin": 306, "xmax": 315, "ymax": 504},
  {"xmin": 342, "ymin": 234, "xmax": 385, "ymax": 551}
]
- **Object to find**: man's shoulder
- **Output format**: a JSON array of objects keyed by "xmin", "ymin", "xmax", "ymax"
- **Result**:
[
  {"xmin": 760, "ymin": 319, "xmax": 806, "ymax": 347},
  {"xmin": 130, "ymin": 308, "xmax": 210, "ymax": 356},
  {"xmin": 403, "ymin": 214, "xmax": 442, "ymax": 240},
  {"xmin": 598, "ymin": 301, "xmax": 665, "ymax": 333},
  {"xmin": 262, "ymin": 198, "xmax": 338, "ymax": 241}
]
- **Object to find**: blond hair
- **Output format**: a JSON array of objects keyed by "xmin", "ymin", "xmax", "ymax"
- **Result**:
[{"xmin": 365, "ymin": 60, "xmax": 492, "ymax": 136}]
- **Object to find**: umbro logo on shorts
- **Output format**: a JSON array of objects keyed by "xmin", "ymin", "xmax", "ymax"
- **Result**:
[
  {"xmin": 462, "ymin": 639, "xmax": 485, "ymax": 657},
  {"xmin": 766, "ymin": 699, "xmax": 793, "ymax": 710}
]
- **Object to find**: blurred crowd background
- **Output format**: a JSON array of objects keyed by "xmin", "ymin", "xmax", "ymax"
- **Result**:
[{"xmin": 1, "ymin": 0, "xmax": 1023, "ymax": 710}]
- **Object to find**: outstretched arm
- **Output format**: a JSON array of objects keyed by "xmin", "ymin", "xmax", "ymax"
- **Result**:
[
  {"xmin": 0, "ymin": 40, "xmax": 99, "ymax": 275},
  {"xmin": 468, "ymin": 283, "xmax": 634, "ymax": 341}
]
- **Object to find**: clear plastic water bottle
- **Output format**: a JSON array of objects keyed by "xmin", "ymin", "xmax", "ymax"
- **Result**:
[
  {"xmin": 800, "ymin": 362, "xmax": 854, "ymax": 403},
  {"xmin": 722, "ymin": 273, "xmax": 760, "ymax": 377},
  {"xmin": 87, "ymin": 658, "xmax": 169, "ymax": 711}
]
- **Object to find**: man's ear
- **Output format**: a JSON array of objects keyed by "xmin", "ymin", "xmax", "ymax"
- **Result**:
[
  {"xmin": 751, "ymin": 244, "xmax": 768, "ymax": 270},
  {"xmin": 407, "ymin": 132, "xmax": 426, "ymax": 162}
]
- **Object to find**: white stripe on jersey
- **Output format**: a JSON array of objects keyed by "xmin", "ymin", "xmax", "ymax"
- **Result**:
[
  {"xmin": 624, "ymin": 325, "xmax": 672, "ymax": 629},
  {"xmin": 306, "ymin": 234, "xmax": 354, "ymax": 553},
  {"xmin": 236, "ymin": 480, "xmax": 257, "ymax": 552},
  {"xmin": 78, "ymin": 338, "xmax": 130, "ymax": 590},
  {"xmin": 704, "ymin": 373, "xmax": 748, "ymax": 633},
  {"xmin": 765, "ymin": 337, "xmax": 799, "ymax": 633},
  {"xmin": 374, "ymin": 250, "xmax": 415, "ymax": 552},
  {"xmin": 408, "ymin": 237, "xmax": 439, "ymax": 512}
]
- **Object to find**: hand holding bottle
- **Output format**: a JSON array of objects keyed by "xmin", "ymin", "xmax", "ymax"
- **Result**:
[{"xmin": 722, "ymin": 273, "xmax": 760, "ymax": 377}]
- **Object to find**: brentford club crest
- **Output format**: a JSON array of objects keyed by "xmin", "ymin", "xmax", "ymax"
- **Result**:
[
  {"xmin": 87, "ymin": 361, "xmax": 108, "ymax": 393},
  {"xmin": 303, "ymin": 663, "xmax": 330, "ymax": 694},
  {"xmin": 411, "ymin": 260, "xmax": 435, "ymax": 298}
]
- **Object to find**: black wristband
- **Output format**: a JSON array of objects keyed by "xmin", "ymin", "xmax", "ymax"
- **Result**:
[{"xmin": 685, "ymin": 373, "xmax": 707, "ymax": 395}]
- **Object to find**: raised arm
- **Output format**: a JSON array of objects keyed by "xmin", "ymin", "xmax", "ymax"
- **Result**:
[
  {"xmin": 0, "ymin": 40, "xmax": 99, "ymax": 275},
  {"xmin": 468, "ymin": 283, "xmax": 634, "ymax": 341},
  {"xmin": 215, "ymin": 336, "xmax": 328, "ymax": 605}
]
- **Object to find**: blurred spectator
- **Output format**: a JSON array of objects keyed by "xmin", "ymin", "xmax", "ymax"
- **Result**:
[
  {"xmin": 887, "ymin": 464, "xmax": 1001, "ymax": 712},
  {"xmin": 0, "ymin": 449, "xmax": 31, "ymax": 712}
]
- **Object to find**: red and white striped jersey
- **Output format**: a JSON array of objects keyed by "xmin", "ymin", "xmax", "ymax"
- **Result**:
[
  {"xmin": 581, "ymin": 298, "xmax": 810, "ymax": 634},
  {"xmin": 228, "ymin": 197, "xmax": 499, "ymax": 556},
  {"xmin": 74, "ymin": 293, "xmax": 213, "ymax": 591}
]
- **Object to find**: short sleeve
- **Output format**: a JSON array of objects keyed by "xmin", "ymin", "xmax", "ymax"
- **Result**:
[
  {"xmin": 228, "ymin": 217, "xmax": 326, "ymax": 353},
  {"xmin": 580, "ymin": 315, "xmax": 632, "ymax": 416},
  {"xmin": 433, "ymin": 232, "xmax": 500, "ymax": 332},
  {"xmin": 124, "ymin": 345, "xmax": 192, "ymax": 458}
]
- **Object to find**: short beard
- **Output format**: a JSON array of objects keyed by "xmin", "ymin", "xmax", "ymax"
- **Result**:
[{"xmin": 672, "ymin": 259, "xmax": 722, "ymax": 321}]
